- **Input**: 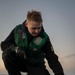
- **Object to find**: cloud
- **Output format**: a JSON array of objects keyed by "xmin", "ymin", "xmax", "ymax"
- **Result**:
[
  {"xmin": 60, "ymin": 54, "xmax": 75, "ymax": 63},
  {"xmin": 60, "ymin": 54, "xmax": 75, "ymax": 73},
  {"xmin": 64, "ymin": 54, "xmax": 75, "ymax": 58}
]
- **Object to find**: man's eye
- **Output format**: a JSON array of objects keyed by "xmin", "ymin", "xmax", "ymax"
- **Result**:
[
  {"xmin": 32, "ymin": 27, "xmax": 41, "ymax": 30},
  {"xmin": 32, "ymin": 28, "xmax": 36, "ymax": 29}
]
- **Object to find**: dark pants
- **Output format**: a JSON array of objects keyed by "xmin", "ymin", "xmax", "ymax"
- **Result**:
[{"xmin": 2, "ymin": 50, "xmax": 50, "ymax": 75}]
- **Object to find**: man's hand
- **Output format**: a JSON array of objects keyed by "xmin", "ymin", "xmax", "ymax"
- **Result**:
[{"xmin": 15, "ymin": 47, "xmax": 26, "ymax": 59}]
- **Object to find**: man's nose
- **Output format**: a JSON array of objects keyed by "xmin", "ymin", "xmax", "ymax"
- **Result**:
[{"xmin": 35, "ymin": 29, "xmax": 39, "ymax": 33}]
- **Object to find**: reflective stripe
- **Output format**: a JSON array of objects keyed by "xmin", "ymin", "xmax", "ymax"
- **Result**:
[{"xmin": 34, "ymin": 37, "xmax": 42, "ymax": 45}]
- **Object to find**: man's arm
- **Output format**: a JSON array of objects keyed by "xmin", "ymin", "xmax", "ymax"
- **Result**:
[
  {"xmin": 1, "ymin": 30, "xmax": 15, "ymax": 51},
  {"xmin": 1, "ymin": 27, "xmax": 26, "ymax": 59},
  {"xmin": 43, "ymin": 37, "xmax": 64, "ymax": 75}
]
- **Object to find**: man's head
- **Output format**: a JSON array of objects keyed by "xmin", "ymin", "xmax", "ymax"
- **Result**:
[{"xmin": 25, "ymin": 10, "xmax": 43, "ymax": 36}]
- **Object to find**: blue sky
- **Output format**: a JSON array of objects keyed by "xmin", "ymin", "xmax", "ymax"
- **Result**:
[{"xmin": 0, "ymin": 0, "xmax": 75, "ymax": 75}]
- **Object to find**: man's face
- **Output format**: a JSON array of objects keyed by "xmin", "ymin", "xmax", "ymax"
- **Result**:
[{"xmin": 25, "ymin": 20, "xmax": 42, "ymax": 36}]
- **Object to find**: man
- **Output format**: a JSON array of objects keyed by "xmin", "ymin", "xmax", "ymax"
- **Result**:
[{"xmin": 1, "ymin": 10, "xmax": 64, "ymax": 75}]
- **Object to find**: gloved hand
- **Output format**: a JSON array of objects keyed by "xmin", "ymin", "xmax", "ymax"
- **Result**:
[
  {"xmin": 15, "ymin": 46, "xmax": 26, "ymax": 59},
  {"xmin": 8, "ymin": 44, "xmax": 26, "ymax": 59}
]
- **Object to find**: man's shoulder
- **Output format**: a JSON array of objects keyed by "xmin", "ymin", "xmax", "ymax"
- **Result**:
[
  {"xmin": 13, "ymin": 24, "xmax": 23, "ymax": 33},
  {"xmin": 14, "ymin": 24, "xmax": 22, "ymax": 30},
  {"xmin": 15, "ymin": 24, "xmax": 22, "ymax": 28}
]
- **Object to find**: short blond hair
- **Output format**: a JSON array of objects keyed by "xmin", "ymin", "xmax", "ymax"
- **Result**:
[{"xmin": 27, "ymin": 10, "xmax": 43, "ymax": 23}]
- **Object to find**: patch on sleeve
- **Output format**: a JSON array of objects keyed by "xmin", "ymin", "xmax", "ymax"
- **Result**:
[{"xmin": 51, "ymin": 46, "xmax": 54, "ymax": 52}]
